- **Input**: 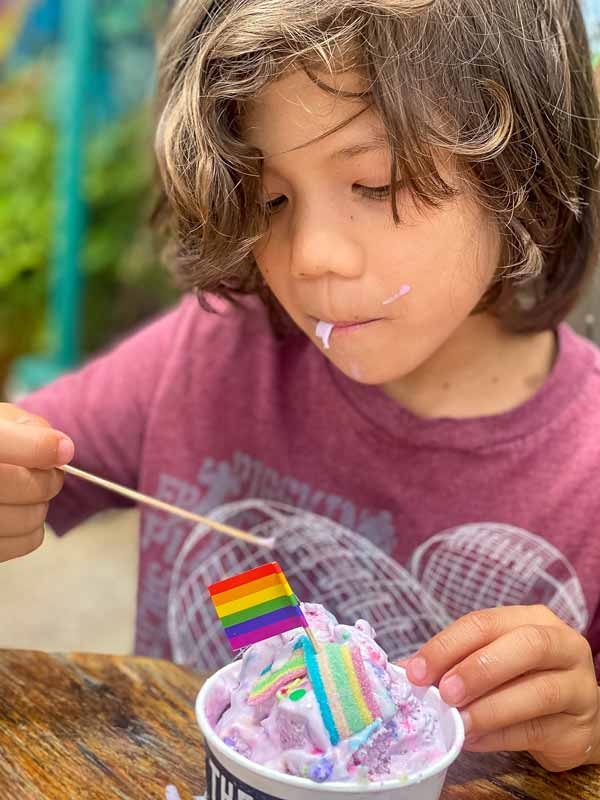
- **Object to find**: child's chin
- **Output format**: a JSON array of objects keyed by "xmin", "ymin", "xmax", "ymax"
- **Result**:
[{"xmin": 333, "ymin": 357, "xmax": 415, "ymax": 388}]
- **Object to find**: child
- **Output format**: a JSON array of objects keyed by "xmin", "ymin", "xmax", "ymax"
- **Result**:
[{"xmin": 1, "ymin": 0, "xmax": 600, "ymax": 772}]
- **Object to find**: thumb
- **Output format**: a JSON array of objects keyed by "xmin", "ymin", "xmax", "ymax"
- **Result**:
[
  {"xmin": 395, "ymin": 653, "xmax": 418, "ymax": 669},
  {"xmin": 0, "ymin": 402, "xmax": 51, "ymax": 429}
]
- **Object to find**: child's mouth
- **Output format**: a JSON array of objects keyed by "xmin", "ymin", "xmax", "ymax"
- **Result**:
[
  {"xmin": 332, "ymin": 319, "xmax": 382, "ymax": 329},
  {"xmin": 313, "ymin": 317, "xmax": 384, "ymax": 349}
]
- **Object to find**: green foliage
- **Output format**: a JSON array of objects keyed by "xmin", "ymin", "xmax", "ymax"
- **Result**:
[
  {"xmin": 82, "ymin": 104, "xmax": 178, "ymax": 353},
  {"xmin": 0, "ymin": 63, "xmax": 53, "ymax": 370},
  {"xmin": 0, "ymin": 57, "xmax": 177, "ymax": 389}
]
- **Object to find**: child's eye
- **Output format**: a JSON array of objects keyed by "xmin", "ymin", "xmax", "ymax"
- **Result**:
[
  {"xmin": 354, "ymin": 184, "xmax": 392, "ymax": 200},
  {"xmin": 260, "ymin": 185, "xmax": 396, "ymax": 213},
  {"xmin": 261, "ymin": 195, "xmax": 287, "ymax": 214}
]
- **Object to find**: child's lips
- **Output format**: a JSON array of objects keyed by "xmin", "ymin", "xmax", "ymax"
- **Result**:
[
  {"xmin": 333, "ymin": 318, "xmax": 383, "ymax": 329},
  {"xmin": 309, "ymin": 316, "xmax": 384, "ymax": 329},
  {"xmin": 310, "ymin": 315, "xmax": 385, "ymax": 330}
]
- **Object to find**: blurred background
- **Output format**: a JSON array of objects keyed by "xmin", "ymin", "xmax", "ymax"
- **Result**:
[
  {"xmin": 0, "ymin": 0, "xmax": 600, "ymax": 656},
  {"xmin": 0, "ymin": 0, "xmax": 178, "ymax": 399},
  {"xmin": 0, "ymin": 0, "xmax": 178, "ymax": 656}
]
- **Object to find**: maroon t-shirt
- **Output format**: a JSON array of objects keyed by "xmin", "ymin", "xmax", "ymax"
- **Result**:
[{"xmin": 20, "ymin": 295, "xmax": 600, "ymax": 674}]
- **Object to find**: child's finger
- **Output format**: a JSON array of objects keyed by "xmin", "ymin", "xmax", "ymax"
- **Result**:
[
  {"xmin": 394, "ymin": 653, "xmax": 417, "ymax": 669},
  {"xmin": 0, "ymin": 418, "xmax": 74, "ymax": 469},
  {"xmin": 459, "ymin": 669, "xmax": 575, "ymax": 738},
  {"xmin": 0, "ymin": 502, "xmax": 50, "ymax": 538},
  {"xmin": 405, "ymin": 605, "xmax": 558, "ymax": 685},
  {"xmin": 0, "ymin": 464, "xmax": 64, "ymax": 505},
  {"xmin": 0, "ymin": 403, "xmax": 52, "ymax": 428},
  {"xmin": 437, "ymin": 624, "xmax": 579, "ymax": 708},
  {"xmin": 464, "ymin": 711, "xmax": 593, "ymax": 771},
  {"xmin": 0, "ymin": 528, "xmax": 45, "ymax": 562}
]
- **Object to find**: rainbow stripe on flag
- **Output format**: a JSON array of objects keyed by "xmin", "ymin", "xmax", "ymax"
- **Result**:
[{"xmin": 209, "ymin": 562, "xmax": 308, "ymax": 650}]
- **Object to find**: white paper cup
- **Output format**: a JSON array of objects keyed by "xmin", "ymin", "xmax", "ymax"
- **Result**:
[{"xmin": 196, "ymin": 664, "xmax": 464, "ymax": 800}]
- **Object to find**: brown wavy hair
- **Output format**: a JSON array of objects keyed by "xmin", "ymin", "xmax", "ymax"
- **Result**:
[{"xmin": 152, "ymin": 0, "xmax": 600, "ymax": 332}]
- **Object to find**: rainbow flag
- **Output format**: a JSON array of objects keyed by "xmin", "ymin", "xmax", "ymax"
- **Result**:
[{"xmin": 209, "ymin": 562, "xmax": 308, "ymax": 650}]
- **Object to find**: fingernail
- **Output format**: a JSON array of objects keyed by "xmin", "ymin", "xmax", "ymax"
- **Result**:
[
  {"xmin": 57, "ymin": 437, "xmax": 75, "ymax": 465},
  {"xmin": 407, "ymin": 656, "xmax": 427, "ymax": 682},
  {"xmin": 440, "ymin": 674, "xmax": 466, "ymax": 705},
  {"xmin": 460, "ymin": 710, "xmax": 472, "ymax": 735}
]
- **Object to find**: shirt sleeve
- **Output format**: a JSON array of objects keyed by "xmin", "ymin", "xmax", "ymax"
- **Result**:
[{"xmin": 16, "ymin": 297, "xmax": 190, "ymax": 535}]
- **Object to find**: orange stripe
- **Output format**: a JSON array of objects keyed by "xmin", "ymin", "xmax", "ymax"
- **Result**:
[
  {"xmin": 213, "ymin": 582, "xmax": 295, "ymax": 618},
  {"xmin": 211, "ymin": 572, "xmax": 287, "ymax": 606}
]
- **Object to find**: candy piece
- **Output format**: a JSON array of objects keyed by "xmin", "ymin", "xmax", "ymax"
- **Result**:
[
  {"xmin": 248, "ymin": 652, "xmax": 307, "ymax": 705},
  {"xmin": 276, "ymin": 677, "xmax": 307, "ymax": 701},
  {"xmin": 309, "ymin": 757, "xmax": 334, "ymax": 782},
  {"xmin": 302, "ymin": 638, "xmax": 394, "ymax": 746},
  {"xmin": 350, "ymin": 646, "xmax": 385, "ymax": 721}
]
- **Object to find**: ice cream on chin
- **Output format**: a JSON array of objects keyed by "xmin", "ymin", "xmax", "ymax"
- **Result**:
[{"xmin": 206, "ymin": 603, "xmax": 448, "ymax": 784}]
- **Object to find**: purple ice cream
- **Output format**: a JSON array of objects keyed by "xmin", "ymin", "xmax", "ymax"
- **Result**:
[{"xmin": 205, "ymin": 604, "xmax": 449, "ymax": 785}]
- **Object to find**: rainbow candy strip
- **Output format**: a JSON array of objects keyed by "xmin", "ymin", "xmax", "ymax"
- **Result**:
[
  {"xmin": 248, "ymin": 651, "xmax": 307, "ymax": 705},
  {"xmin": 209, "ymin": 562, "xmax": 308, "ymax": 650},
  {"xmin": 303, "ymin": 638, "xmax": 387, "ymax": 746}
]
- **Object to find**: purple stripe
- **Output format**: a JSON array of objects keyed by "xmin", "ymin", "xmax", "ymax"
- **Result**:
[
  {"xmin": 228, "ymin": 615, "xmax": 306, "ymax": 650},
  {"xmin": 225, "ymin": 605, "xmax": 304, "ymax": 638}
]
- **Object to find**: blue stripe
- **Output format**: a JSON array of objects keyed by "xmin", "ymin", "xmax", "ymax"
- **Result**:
[
  {"xmin": 224, "ymin": 605, "xmax": 304, "ymax": 638},
  {"xmin": 302, "ymin": 636, "xmax": 339, "ymax": 745}
]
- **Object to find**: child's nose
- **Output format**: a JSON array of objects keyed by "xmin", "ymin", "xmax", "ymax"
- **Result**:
[{"xmin": 289, "ymin": 222, "xmax": 364, "ymax": 281}]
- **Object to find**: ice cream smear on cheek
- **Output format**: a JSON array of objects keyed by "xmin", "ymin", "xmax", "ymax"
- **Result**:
[
  {"xmin": 382, "ymin": 284, "xmax": 412, "ymax": 305},
  {"xmin": 315, "ymin": 320, "xmax": 334, "ymax": 349}
]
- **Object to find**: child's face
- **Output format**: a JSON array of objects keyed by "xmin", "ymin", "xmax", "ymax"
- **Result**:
[{"xmin": 246, "ymin": 69, "xmax": 501, "ymax": 386}]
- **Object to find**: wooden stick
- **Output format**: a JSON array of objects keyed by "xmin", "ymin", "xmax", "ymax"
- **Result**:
[
  {"xmin": 60, "ymin": 464, "xmax": 274, "ymax": 549},
  {"xmin": 305, "ymin": 625, "xmax": 321, "ymax": 653}
]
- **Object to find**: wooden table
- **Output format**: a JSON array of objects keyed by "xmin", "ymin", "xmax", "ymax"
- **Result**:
[{"xmin": 0, "ymin": 650, "xmax": 599, "ymax": 799}]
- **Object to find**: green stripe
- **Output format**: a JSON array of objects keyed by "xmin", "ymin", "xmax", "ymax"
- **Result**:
[
  {"xmin": 250, "ymin": 653, "xmax": 305, "ymax": 696},
  {"xmin": 220, "ymin": 594, "xmax": 298, "ymax": 628},
  {"xmin": 327, "ymin": 644, "xmax": 365, "ymax": 734}
]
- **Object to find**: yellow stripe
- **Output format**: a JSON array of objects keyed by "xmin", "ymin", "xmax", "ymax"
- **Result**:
[
  {"xmin": 318, "ymin": 651, "xmax": 350, "ymax": 739},
  {"xmin": 341, "ymin": 646, "xmax": 373, "ymax": 727},
  {"xmin": 214, "ymin": 581, "xmax": 294, "ymax": 618},
  {"xmin": 212, "ymin": 572, "xmax": 287, "ymax": 607}
]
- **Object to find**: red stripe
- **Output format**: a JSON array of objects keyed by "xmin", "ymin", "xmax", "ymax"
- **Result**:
[
  {"xmin": 350, "ymin": 646, "xmax": 379, "ymax": 720},
  {"xmin": 208, "ymin": 562, "xmax": 282, "ymax": 597},
  {"xmin": 228, "ymin": 614, "xmax": 305, "ymax": 650}
]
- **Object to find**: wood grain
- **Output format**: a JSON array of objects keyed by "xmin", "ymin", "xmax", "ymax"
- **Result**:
[
  {"xmin": 0, "ymin": 650, "xmax": 204, "ymax": 799},
  {"xmin": 0, "ymin": 650, "xmax": 598, "ymax": 799}
]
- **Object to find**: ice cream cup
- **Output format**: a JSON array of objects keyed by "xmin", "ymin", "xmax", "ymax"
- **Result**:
[{"xmin": 195, "ymin": 663, "xmax": 464, "ymax": 800}]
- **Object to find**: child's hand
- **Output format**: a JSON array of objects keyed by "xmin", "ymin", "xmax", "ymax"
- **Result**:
[
  {"xmin": 0, "ymin": 403, "xmax": 73, "ymax": 562},
  {"xmin": 404, "ymin": 605, "xmax": 600, "ymax": 771}
]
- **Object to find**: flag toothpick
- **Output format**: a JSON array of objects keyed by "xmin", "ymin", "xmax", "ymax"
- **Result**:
[{"xmin": 208, "ymin": 562, "xmax": 320, "ymax": 652}]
